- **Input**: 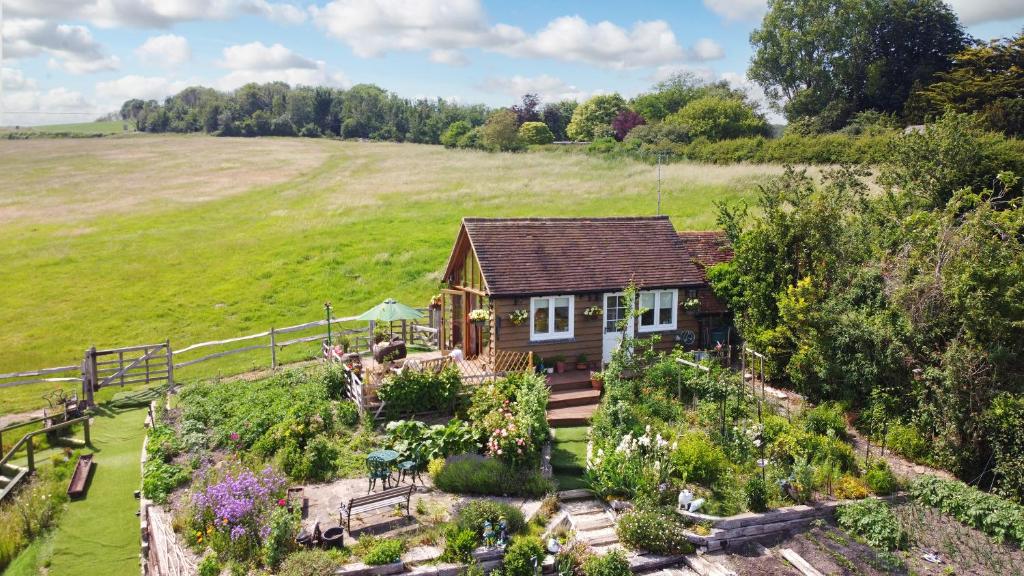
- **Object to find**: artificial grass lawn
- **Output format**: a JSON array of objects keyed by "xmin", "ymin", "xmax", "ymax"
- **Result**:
[
  {"xmin": 552, "ymin": 426, "xmax": 589, "ymax": 490},
  {"xmin": 0, "ymin": 136, "xmax": 785, "ymax": 414},
  {"xmin": 5, "ymin": 405, "xmax": 148, "ymax": 576}
]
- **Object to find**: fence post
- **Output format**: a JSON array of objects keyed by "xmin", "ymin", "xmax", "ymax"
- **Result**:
[
  {"xmin": 270, "ymin": 328, "xmax": 277, "ymax": 369},
  {"xmin": 88, "ymin": 347, "xmax": 98, "ymax": 405},
  {"xmin": 165, "ymin": 340, "xmax": 174, "ymax": 390},
  {"xmin": 83, "ymin": 418, "xmax": 91, "ymax": 446},
  {"xmin": 26, "ymin": 436, "xmax": 34, "ymax": 472}
]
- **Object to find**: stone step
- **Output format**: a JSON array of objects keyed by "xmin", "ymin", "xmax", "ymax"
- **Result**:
[
  {"xmin": 548, "ymin": 388, "xmax": 601, "ymax": 409},
  {"xmin": 572, "ymin": 513, "xmax": 614, "ymax": 532},
  {"xmin": 547, "ymin": 404, "xmax": 599, "ymax": 427},
  {"xmin": 556, "ymin": 489, "xmax": 596, "ymax": 502},
  {"xmin": 577, "ymin": 527, "xmax": 619, "ymax": 546},
  {"xmin": 562, "ymin": 500, "xmax": 606, "ymax": 515},
  {"xmin": 589, "ymin": 543, "xmax": 624, "ymax": 556}
]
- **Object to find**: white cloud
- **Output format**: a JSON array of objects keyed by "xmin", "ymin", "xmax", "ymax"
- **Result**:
[
  {"xmin": 3, "ymin": 18, "xmax": 120, "ymax": 74},
  {"xmin": 5, "ymin": 0, "xmax": 306, "ymax": 28},
  {"xmin": 477, "ymin": 74, "xmax": 591, "ymax": 103},
  {"xmin": 946, "ymin": 0, "xmax": 1024, "ymax": 25},
  {"xmin": 215, "ymin": 42, "xmax": 347, "ymax": 90},
  {"xmin": 692, "ymin": 38, "xmax": 725, "ymax": 61},
  {"xmin": 2, "ymin": 67, "xmax": 38, "ymax": 92},
  {"xmin": 136, "ymin": 34, "xmax": 191, "ymax": 68},
  {"xmin": 702, "ymin": 0, "xmax": 767, "ymax": 21},
  {"xmin": 312, "ymin": 0, "xmax": 715, "ymax": 69},
  {"xmin": 219, "ymin": 42, "xmax": 318, "ymax": 70},
  {"xmin": 1, "ymin": 68, "xmax": 96, "ymax": 125}
]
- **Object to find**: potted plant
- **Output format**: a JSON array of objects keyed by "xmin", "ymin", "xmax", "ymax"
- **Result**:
[
  {"xmin": 429, "ymin": 293, "xmax": 443, "ymax": 309},
  {"xmin": 683, "ymin": 297, "xmax": 701, "ymax": 313},
  {"xmin": 508, "ymin": 309, "xmax": 528, "ymax": 326},
  {"xmin": 582, "ymin": 305, "xmax": 602, "ymax": 319},
  {"xmin": 590, "ymin": 371, "xmax": 604, "ymax": 391},
  {"xmin": 553, "ymin": 355, "xmax": 566, "ymax": 374},
  {"xmin": 468, "ymin": 308, "xmax": 490, "ymax": 325},
  {"xmin": 575, "ymin": 354, "xmax": 588, "ymax": 371}
]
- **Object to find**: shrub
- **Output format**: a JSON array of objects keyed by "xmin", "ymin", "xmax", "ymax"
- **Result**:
[
  {"xmin": 385, "ymin": 419, "xmax": 478, "ymax": 463},
  {"xmin": 864, "ymin": 462, "xmax": 898, "ymax": 496},
  {"xmin": 802, "ymin": 402, "xmax": 847, "ymax": 440},
  {"xmin": 441, "ymin": 525, "xmax": 477, "ymax": 563},
  {"xmin": 143, "ymin": 460, "xmax": 189, "ymax": 504},
  {"xmin": 502, "ymin": 536, "xmax": 544, "ymax": 576},
  {"xmin": 362, "ymin": 538, "xmax": 405, "ymax": 565},
  {"xmin": 835, "ymin": 499, "xmax": 908, "ymax": 551},
  {"xmin": 279, "ymin": 549, "xmax": 349, "ymax": 576},
  {"xmin": 582, "ymin": 550, "xmax": 631, "ymax": 576},
  {"xmin": 442, "ymin": 121, "xmax": 474, "ymax": 148},
  {"xmin": 335, "ymin": 400, "xmax": 360, "ymax": 428},
  {"xmin": 453, "ymin": 500, "xmax": 527, "ymax": 538},
  {"xmin": 481, "ymin": 109, "xmax": 523, "ymax": 152},
  {"xmin": 745, "ymin": 476, "xmax": 770, "ymax": 512},
  {"xmin": 518, "ymin": 121, "xmax": 555, "ymax": 145},
  {"xmin": 833, "ymin": 474, "xmax": 870, "ymax": 500},
  {"xmin": 433, "ymin": 457, "xmax": 553, "ymax": 497},
  {"xmin": 671, "ymin": 430, "xmax": 730, "ymax": 486},
  {"xmin": 377, "ymin": 365, "xmax": 461, "ymax": 417},
  {"xmin": 0, "ymin": 461, "xmax": 72, "ymax": 572},
  {"xmin": 909, "ymin": 475, "xmax": 1024, "ymax": 545},
  {"xmin": 262, "ymin": 506, "xmax": 299, "ymax": 568},
  {"xmin": 616, "ymin": 509, "xmax": 694, "ymax": 555},
  {"xmin": 884, "ymin": 423, "xmax": 929, "ymax": 463},
  {"xmin": 666, "ymin": 96, "xmax": 768, "ymax": 141}
]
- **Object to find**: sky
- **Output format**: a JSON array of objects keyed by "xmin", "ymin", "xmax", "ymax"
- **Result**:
[{"xmin": 2, "ymin": 0, "xmax": 1023, "ymax": 126}]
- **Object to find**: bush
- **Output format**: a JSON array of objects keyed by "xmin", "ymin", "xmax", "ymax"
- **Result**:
[
  {"xmin": 433, "ymin": 457, "xmax": 553, "ymax": 497},
  {"xmin": 198, "ymin": 555, "xmax": 220, "ymax": 576},
  {"xmin": 441, "ymin": 526, "xmax": 477, "ymax": 563},
  {"xmin": 864, "ymin": 462, "xmax": 898, "ymax": 496},
  {"xmin": 833, "ymin": 474, "xmax": 870, "ymax": 500},
  {"xmin": 616, "ymin": 509, "xmax": 694, "ymax": 555},
  {"xmin": 0, "ymin": 461, "xmax": 72, "ymax": 572},
  {"xmin": 835, "ymin": 499, "xmax": 908, "ymax": 551},
  {"xmin": 582, "ymin": 550, "xmax": 631, "ymax": 576},
  {"xmin": 884, "ymin": 423, "xmax": 929, "ymax": 463},
  {"xmin": 142, "ymin": 460, "xmax": 189, "ymax": 504},
  {"xmin": 453, "ymin": 500, "xmax": 527, "ymax": 538},
  {"xmin": 502, "ymin": 536, "xmax": 544, "ymax": 576},
  {"xmin": 745, "ymin": 476, "xmax": 770, "ymax": 512},
  {"xmin": 336, "ymin": 401, "xmax": 360, "ymax": 428},
  {"xmin": 362, "ymin": 538, "xmax": 405, "ymax": 565},
  {"xmin": 671, "ymin": 430, "xmax": 731, "ymax": 486},
  {"xmin": 518, "ymin": 121, "xmax": 555, "ymax": 145},
  {"xmin": 666, "ymin": 95, "xmax": 768, "ymax": 141},
  {"xmin": 279, "ymin": 549, "xmax": 349, "ymax": 576},
  {"xmin": 802, "ymin": 402, "xmax": 847, "ymax": 440},
  {"xmin": 910, "ymin": 475, "xmax": 1024, "ymax": 545},
  {"xmin": 442, "ymin": 121, "xmax": 473, "ymax": 148},
  {"xmin": 377, "ymin": 365, "xmax": 461, "ymax": 417},
  {"xmin": 385, "ymin": 419, "xmax": 478, "ymax": 463}
]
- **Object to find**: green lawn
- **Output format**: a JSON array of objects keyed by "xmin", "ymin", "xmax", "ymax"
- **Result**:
[
  {"xmin": 4, "ymin": 403, "xmax": 149, "ymax": 576},
  {"xmin": 0, "ymin": 136, "xmax": 787, "ymax": 415},
  {"xmin": 552, "ymin": 426, "xmax": 590, "ymax": 490},
  {"xmin": 1, "ymin": 120, "xmax": 133, "ymax": 136}
]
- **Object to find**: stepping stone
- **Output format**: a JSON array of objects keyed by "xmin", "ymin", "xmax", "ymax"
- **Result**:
[
  {"xmin": 577, "ymin": 527, "xmax": 619, "ymax": 546},
  {"xmin": 563, "ymin": 500, "xmax": 606, "ymax": 515},
  {"xmin": 557, "ymin": 489, "xmax": 595, "ymax": 501},
  {"xmin": 573, "ymin": 514, "xmax": 614, "ymax": 532}
]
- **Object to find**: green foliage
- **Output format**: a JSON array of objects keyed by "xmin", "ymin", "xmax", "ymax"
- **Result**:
[
  {"xmin": 802, "ymin": 402, "xmax": 847, "ymax": 440},
  {"xmin": 432, "ymin": 457, "xmax": 553, "ymax": 497},
  {"xmin": 745, "ymin": 476, "xmax": 770, "ymax": 512},
  {"xmin": 883, "ymin": 423, "xmax": 929, "ymax": 464},
  {"xmin": 481, "ymin": 109, "xmax": 523, "ymax": 152},
  {"xmin": 581, "ymin": 550, "xmax": 631, "ymax": 576},
  {"xmin": 278, "ymin": 549, "xmax": 349, "ymax": 576},
  {"xmin": 985, "ymin": 393, "xmax": 1024, "ymax": 502},
  {"xmin": 518, "ymin": 122, "xmax": 555, "ymax": 145},
  {"xmin": 441, "ymin": 526, "xmax": 478, "ymax": 563},
  {"xmin": 615, "ymin": 510, "xmax": 695, "ymax": 555},
  {"xmin": 377, "ymin": 365, "xmax": 462, "ymax": 417},
  {"xmin": 453, "ymin": 500, "xmax": 526, "ymax": 539},
  {"xmin": 501, "ymin": 537, "xmax": 544, "ymax": 576},
  {"xmin": 834, "ymin": 474, "xmax": 870, "ymax": 500},
  {"xmin": 671, "ymin": 430, "xmax": 730, "ymax": 486},
  {"xmin": 198, "ymin": 555, "xmax": 220, "ymax": 576},
  {"xmin": 362, "ymin": 538, "xmax": 405, "ymax": 565},
  {"xmin": 442, "ymin": 121, "xmax": 474, "ymax": 148},
  {"xmin": 142, "ymin": 459, "xmax": 189, "ymax": 504},
  {"xmin": 385, "ymin": 418, "xmax": 478, "ymax": 463},
  {"xmin": 0, "ymin": 459, "xmax": 73, "ymax": 571},
  {"xmin": 666, "ymin": 96, "xmax": 768, "ymax": 141},
  {"xmin": 836, "ymin": 499, "xmax": 908, "ymax": 551},
  {"xmin": 864, "ymin": 462, "xmax": 899, "ymax": 496},
  {"xmin": 910, "ymin": 475, "xmax": 1024, "ymax": 545},
  {"xmin": 567, "ymin": 94, "xmax": 627, "ymax": 141}
]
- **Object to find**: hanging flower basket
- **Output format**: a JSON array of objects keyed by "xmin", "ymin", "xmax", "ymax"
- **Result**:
[
  {"xmin": 468, "ymin": 308, "xmax": 490, "ymax": 324},
  {"xmin": 683, "ymin": 298, "xmax": 701, "ymax": 313},
  {"xmin": 508, "ymin": 309, "xmax": 528, "ymax": 326},
  {"xmin": 582, "ymin": 305, "xmax": 602, "ymax": 319}
]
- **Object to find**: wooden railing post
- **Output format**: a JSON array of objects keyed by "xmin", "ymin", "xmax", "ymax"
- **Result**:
[
  {"xmin": 270, "ymin": 328, "xmax": 277, "ymax": 369},
  {"xmin": 83, "ymin": 418, "xmax": 91, "ymax": 446},
  {"xmin": 26, "ymin": 436, "xmax": 34, "ymax": 472},
  {"xmin": 88, "ymin": 346, "xmax": 98, "ymax": 405},
  {"xmin": 165, "ymin": 340, "xmax": 174, "ymax": 390}
]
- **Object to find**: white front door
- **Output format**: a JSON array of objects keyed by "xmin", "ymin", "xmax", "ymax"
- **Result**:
[{"xmin": 602, "ymin": 292, "xmax": 633, "ymax": 365}]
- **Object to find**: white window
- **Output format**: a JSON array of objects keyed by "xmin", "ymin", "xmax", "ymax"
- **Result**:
[
  {"xmin": 531, "ymin": 296, "xmax": 574, "ymax": 341},
  {"xmin": 638, "ymin": 289, "xmax": 677, "ymax": 332}
]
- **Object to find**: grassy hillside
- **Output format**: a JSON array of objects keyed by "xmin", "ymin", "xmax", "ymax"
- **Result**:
[
  {"xmin": 1, "ymin": 120, "xmax": 134, "ymax": 136},
  {"xmin": 0, "ymin": 135, "xmax": 793, "ymax": 414}
]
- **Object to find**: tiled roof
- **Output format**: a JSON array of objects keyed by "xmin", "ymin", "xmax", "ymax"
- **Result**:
[
  {"xmin": 677, "ymin": 231, "xmax": 733, "ymax": 279},
  {"xmin": 452, "ymin": 217, "xmax": 722, "ymax": 297}
]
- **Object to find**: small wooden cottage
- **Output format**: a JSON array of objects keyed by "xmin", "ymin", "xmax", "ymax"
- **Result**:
[{"xmin": 438, "ymin": 217, "xmax": 733, "ymax": 365}]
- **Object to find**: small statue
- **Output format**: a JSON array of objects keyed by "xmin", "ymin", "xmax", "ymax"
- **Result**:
[
  {"xmin": 482, "ymin": 520, "xmax": 495, "ymax": 548},
  {"xmin": 678, "ymin": 489, "xmax": 694, "ymax": 510},
  {"xmin": 497, "ymin": 516, "xmax": 509, "ymax": 548}
]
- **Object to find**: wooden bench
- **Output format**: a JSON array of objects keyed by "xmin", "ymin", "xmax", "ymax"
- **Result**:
[
  {"xmin": 66, "ymin": 454, "xmax": 93, "ymax": 499},
  {"xmin": 338, "ymin": 485, "xmax": 414, "ymax": 534}
]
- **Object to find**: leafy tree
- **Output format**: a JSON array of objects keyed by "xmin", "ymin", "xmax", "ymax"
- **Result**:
[
  {"xmin": 666, "ymin": 96, "xmax": 769, "ymax": 141},
  {"xmin": 631, "ymin": 73, "xmax": 745, "ymax": 122},
  {"xmin": 480, "ymin": 109, "xmax": 522, "ymax": 151},
  {"xmin": 441, "ymin": 120, "xmax": 473, "ymax": 148},
  {"xmin": 517, "ymin": 121, "xmax": 554, "ymax": 145},
  {"xmin": 912, "ymin": 31, "xmax": 1024, "ymax": 135},
  {"xmin": 749, "ymin": 0, "xmax": 966, "ymax": 129},
  {"xmin": 566, "ymin": 94, "xmax": 627, "ymax": 141},
  {"xmin": 541, "ymin": 100, "xmax": 577, "ymax": 141},
  {"xmin": 120, "ymin": 99, "xmax": 145, "ymax": 122},
  {"xmin": 511, "ymin": 93, "xmax": 541, "ymax": 125},
  {"xmin": 611, "ymin": 110, "xmax": 645, "ymax": 141}
]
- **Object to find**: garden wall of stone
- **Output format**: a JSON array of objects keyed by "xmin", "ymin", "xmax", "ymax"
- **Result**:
[{"xmin": 678, "ymin": 502, "xmax": 843, "ymax": 552}]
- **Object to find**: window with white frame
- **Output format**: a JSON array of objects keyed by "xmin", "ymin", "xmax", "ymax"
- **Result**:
[
  {"xmin": 638, "ymin": 289, "xmax": 677, "ymax": 332},
  {"xmin": 531, "ymin": 296, "xmax": 574, "ymax": 341}
]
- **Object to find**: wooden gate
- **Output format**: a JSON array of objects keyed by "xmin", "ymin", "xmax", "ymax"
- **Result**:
[{"xmin": 82, "ymin": 342, "xmax": 172, "ymax": 405}]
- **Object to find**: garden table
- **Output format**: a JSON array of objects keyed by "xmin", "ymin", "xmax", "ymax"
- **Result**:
[{"xmin": 366, "ymin": 449, "xmax": 400, "ymax": 491}]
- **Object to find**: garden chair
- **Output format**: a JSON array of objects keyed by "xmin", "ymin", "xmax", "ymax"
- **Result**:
[
  {"xmin": 366, "ymin": 454, "xmax": 394, "ymax": 493},
  {"xmin": 397, "ymin": 444, "xmax": 425, "ymax": 486}
]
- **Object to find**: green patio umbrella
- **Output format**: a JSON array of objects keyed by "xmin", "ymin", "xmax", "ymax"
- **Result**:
[{"xmin": 356, "ymin": 298, "xmax": 424, "ymax": 322}]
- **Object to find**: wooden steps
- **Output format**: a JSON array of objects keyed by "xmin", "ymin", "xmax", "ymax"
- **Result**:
[
  {"xmin": 546, "ymin": 372, "xmax": 601, "ymax": 427},
  {"xmin": 548, "ymin": 388, "xmax": 601, "ymax": 409},
  {"xmin": 547, "ymin": 404, "xmax": 599, "ymax": 427}
]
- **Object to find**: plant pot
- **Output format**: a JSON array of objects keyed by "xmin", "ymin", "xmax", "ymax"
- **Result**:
[
  {"xmin": 321, "ymin": 527, "xmax": 344, "ymax": 549},
  {"xmin": 591, "ymin": 378, "xmax": 603, "ymax": 391},
  {"xmin": 555, "ymin": 362, "xmax": 566, "ymax": 374},
  {"xmin": 575, "ymin": 362, "xmax": 588, "ymax": 371},
  {"xmin": 546, "ymin": 367, "xmax": 554, "ymax": 375}
]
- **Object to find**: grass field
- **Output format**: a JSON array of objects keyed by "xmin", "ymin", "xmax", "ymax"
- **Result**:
[
  {"xmin": 0, "ymin": 135, "xmax": 793, "ymax": 415},
  {"xmin": 1, "ymin": 120, "xmax": 134, "ymax": 136}
]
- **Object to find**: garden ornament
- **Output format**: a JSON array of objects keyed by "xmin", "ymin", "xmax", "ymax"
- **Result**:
[
  {"xmin": 687, "ymin": 498, "xmax": 705, "ymax": 513},
  {"xmin": 546, "ymin": 537, "xmax": 561, "ymax": 554},
  {"xmin": 482, "ymin": 520, "xmax": 495, "ymax": 547},
  {"xmin": 678, "ymin": 489, "xmax": 694, "ymax": 509},
  {"xmin": 498, "ymin": 516, "xmax": 509, "ymax": 547}
]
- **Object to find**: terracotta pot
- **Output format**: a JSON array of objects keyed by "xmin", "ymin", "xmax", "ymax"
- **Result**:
[
  {"xmin": 575, "ymin": 362, "xmax": 588, "ymax": 371},
  {"xmin": 591, "ymin": 377, "xmax": 603, "ymax": 391},
  {"xmin": 555, "ymin": 361, "xmax": 566, "ymax": 374}
]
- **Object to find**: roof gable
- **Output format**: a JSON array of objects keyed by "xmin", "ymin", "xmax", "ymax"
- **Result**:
[{"xmin": 453, "ymin": 217, "xmax": 714, "ymax": 296}]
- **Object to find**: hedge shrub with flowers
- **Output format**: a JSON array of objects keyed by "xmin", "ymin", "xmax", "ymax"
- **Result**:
[{"xmin": 187, "ymin": 463, "xmax": 297, "ymax": 568}]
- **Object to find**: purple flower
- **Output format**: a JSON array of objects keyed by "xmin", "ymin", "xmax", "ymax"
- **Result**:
[{"xmin": 230, "ymin": 525, "xmax": 248, "ymax": 541}]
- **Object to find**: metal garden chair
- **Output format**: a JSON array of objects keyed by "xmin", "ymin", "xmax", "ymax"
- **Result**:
[{"xmin": 366, "ymin": 453, "xmax": 394, "ymax": 493}]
